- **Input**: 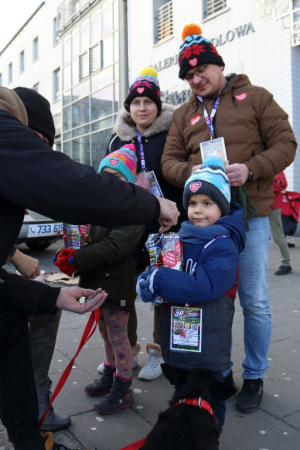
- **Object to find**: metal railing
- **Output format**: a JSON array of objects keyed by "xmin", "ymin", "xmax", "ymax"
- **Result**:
[{"xmin": 57, "ymin": 0, "xmax": 99, "ymax": 33}]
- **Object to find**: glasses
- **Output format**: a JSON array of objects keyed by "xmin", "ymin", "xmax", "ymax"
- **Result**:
[{"xmin": 184, "ymin": 64, "xmax": 208, "ymax": 82}]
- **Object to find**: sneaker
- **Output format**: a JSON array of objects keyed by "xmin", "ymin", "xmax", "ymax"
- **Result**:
[
  {"xmin": 94, "ymin": 376, "xmax": 134, "ymax": 415},
  {"xmin": 223, "ymin": 370, "xmax": 235, "ymax": 387},
  {"xmin": 85, "ymin": 365, "xmax": 115, "ymax": 397},
  {"xmin": 97, "ymin": 354, "xmax": 139, "ymax": 374},
  {"xmin": 138, "ymin": 346, "xmax": 164, "ymax": 381},
  {"xmin": 236, "ymin": 379, "xmax": 263, "ymax": 412},
  {"xmin": 43, "ymin": 431, "xmax": 97, "ymax": 449},
  {"xmin": 275, "ymin": 265, "xmax": 292, "ymax": 276}
]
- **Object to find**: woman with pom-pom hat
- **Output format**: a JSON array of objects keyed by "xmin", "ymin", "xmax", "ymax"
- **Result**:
[
  {"xmin": 96, "ymin": 67, "xmax": 186, "ymax": 381},
  {"xmin": 161, "ymin": 23, "xmax": 296, "ymax": 415}
]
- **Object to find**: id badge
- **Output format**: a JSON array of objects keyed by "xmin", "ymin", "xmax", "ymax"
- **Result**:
[
  {"xmin": 170, "ymin": 306, "xmax": 202, "ymax": 352},
  {"xmin": 199, "ymin": 137, "xmax": 228, "ymax": 167},
  {"xmin": 148, "ymin": 170, "xmax": 164, "ymax": 197}
]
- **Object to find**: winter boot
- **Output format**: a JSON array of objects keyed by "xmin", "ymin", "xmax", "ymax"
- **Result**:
[
  {"xmin": 43, "ymin": 431, "xmax": 97, "ymax": 449},
  {"xmin": 138, "ymin": 343, "xmax": 164, "ymax": 380},
  {"xmin": 84, "ymin": 364, "xmax": 116, "ymax": 397},
  {"xmin": 37, "ymin": 381, "xmax": 71, "ymax": 432},
  {"xmin": 94, "ymin": 375, "xmax": 134, "ymax": 414},
  {"xmin": 97, "ymin": 342, "xmax": 141, "ymax": 373}
]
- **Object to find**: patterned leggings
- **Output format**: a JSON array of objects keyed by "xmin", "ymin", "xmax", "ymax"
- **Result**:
[{"xmin": 99, "ymin": 308, "xmax": 133, "ymax": 379}]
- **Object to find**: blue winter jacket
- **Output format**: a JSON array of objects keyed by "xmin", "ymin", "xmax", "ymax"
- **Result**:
[{"xmin": 156, "ymin": 202, "xmax": 246, "ymax": 372}]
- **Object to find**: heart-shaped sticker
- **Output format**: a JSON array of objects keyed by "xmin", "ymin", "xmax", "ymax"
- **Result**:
[
  {"xmin": 110, "ymin": 158, "xmax": 119, "ymax": 166},
  {"xmin": 191, "ymin": 114, "xmax": 200, "ymax": 126},
  {"xmin": 235, "ymin": 93, "xmax": 247, "ymax": 101},
  {"xmin": 188, "ymin": 58, "xmax": 197, "ymax": 67},
  {"xmin": 190, "ymin": 182, "xmax": 201, "ymax": 192},
  {"xmin": 137, "ymin": 87, "xmax": 145, "ymax": 94}
]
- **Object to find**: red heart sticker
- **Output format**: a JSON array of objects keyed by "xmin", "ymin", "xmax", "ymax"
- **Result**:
[
  {"xmin": 162, "ymin": 251, "xmax": 178, "ymax": 268},
  {"xmin": 191, "ymin": 114, "xmax": 200, "ymax": 126},
  {"xmin": 190, "ymin": 182, "xmax": 201, "ymax": 192},
  {"xmin": 78, "ymin": 225, "xmax": 89, "ymax": 236},
  {"xmin": 188, "ymin": 58, "xmax": 197, "ymax": 67},
  {"xmin": 235, "ymin": 93, "xmax": 247, "ymax": 101},
  {"xmin": 137, "ymin": 87, "xmax": 145, "ymax": 94},
  {"xmin": 110, "ymin": 158, "xmax": 119, "ymax": 166}
]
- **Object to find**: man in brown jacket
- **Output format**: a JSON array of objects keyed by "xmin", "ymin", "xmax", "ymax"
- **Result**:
[{"xmin": 161, "ymin": 24, "xmax": 297, "ymax": 413}]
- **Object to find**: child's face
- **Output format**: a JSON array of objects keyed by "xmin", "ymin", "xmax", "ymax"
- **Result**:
[
  {"xmin": 188, "ymin": 193, "xmax": 222, "ymax": 227},
  {"xmin": 103, "ymin": 167, "xmax": 127, "ymax": 182}
]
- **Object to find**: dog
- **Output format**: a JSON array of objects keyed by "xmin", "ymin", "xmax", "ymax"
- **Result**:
[{"xmin": 139, "ymin": 363, "xmax": 237, "ymax": 450}]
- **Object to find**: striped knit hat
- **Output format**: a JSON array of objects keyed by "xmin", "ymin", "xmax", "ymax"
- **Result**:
[
  {"xmin": 98, "ymin": 144, "xmax": 137, "ymax": 183},
  {"xmin": 183, "ymin": 156, "xmax": 231, "ymax": 216},
  {"xmin": 124, "ymin": 67, "xmax": 162, "ymax": 112},
  {"xmin": 178, "ymin": 24, "xmax": 225, "ymax": 80}
]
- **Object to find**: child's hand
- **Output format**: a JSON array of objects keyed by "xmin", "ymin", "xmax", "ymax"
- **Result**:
[
  {"xmin": 53, "ymin": 248, "xmax": 77, "ymax": 277},
  {"xmin": 136, "ymin": 268, "xmax": 158, "ymax": 303}
]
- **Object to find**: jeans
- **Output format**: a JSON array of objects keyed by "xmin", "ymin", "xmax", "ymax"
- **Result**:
[{"xmin": 224, "ymin": 217, "xmax": 271, "ymax": 380}]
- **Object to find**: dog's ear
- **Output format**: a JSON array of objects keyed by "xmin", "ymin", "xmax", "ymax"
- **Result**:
[
  {"xmin": 212, "ymin": 381, "xmax": 237, "ymax": 402},
  {"xmin": 161, "ymin": 363, "xmax": 188, "ymax": 386}
]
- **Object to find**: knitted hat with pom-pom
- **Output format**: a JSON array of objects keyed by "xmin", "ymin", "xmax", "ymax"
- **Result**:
[
  {"xmin": 183, "ymin": 156, "xmax": 231, "ymax": 217},
  {"xmin": 178, "ymin": 24, "xmax": 225, "ymax": 80},
  {"xmin": 98, "ymin": 144, "xmax": 137, "ymax": 183},
  {"xmin": 124, "ymin": 67, "xmax": 162, "ymax": 113}
]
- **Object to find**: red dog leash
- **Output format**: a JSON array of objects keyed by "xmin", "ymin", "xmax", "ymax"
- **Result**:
[{"xmin": 39, "ymin": 308, "xmax": 100, "ymax": 427}]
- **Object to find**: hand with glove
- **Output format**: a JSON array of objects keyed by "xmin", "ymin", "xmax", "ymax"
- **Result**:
[
  {"xmin": 136, "ymin": 266, "xmax": 158, "ymax": 303},
  {"xmin": 53, "ymin": 248, "xmax": 77, "ymax": 277}
]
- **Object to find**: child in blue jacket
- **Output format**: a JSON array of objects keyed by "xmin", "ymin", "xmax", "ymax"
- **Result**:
[{"xmin": 136, "ymin": 155, "xmax": 246, "ymax": 429}]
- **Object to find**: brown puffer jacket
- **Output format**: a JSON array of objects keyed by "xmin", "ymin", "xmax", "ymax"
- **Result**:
[{"xmin": 161, "ymin": 74, "xmax": 297, "ymax": 216}]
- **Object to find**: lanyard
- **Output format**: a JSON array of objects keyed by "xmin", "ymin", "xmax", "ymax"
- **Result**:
[
  {"xmin": 197, "ymin": 82, "xmax": 228, "ymax": 139},
  {"xmin": 136, "ymin": 129, "xmax": 146, "ymax": 171},
  {"xmin": 188, "ymin": 235, "xmax": 230, "ymax": 276}
]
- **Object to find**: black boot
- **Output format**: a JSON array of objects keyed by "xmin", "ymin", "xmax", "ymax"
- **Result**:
[
  {"xmin": 94, "ymin": 375, "xmax": 134, "ymax": 414},
  {"xmin": 84, "ymin": 365, "xmax": 115, "ymax": 397}
]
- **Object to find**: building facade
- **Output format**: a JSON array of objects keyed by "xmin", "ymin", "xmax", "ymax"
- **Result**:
[{"xmin": 0, "ymin": 0, "xmax": 299, "ymax": 189}]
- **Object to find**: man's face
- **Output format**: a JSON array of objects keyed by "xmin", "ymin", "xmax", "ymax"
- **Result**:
[
  {"xmin": 184, "ymin": 64, "xmax": 226, "ymax": 98},
  {"xmin": 32, "ymin": 130, "xmax": 50, "ymax": 146}
]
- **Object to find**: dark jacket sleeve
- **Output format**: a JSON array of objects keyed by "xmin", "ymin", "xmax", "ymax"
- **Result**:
[
  {"xmin": 74, "ymin": 225, "xmax": 145, "ymax": 271},
  {"xmin": 153, "ymin": 240, "xmax": 239, "ymax": 304},
  {"xmin": 0, "ymin": 111, "xmax": 160, "ymax": 229},
  {"xmin": 0, "ymin": 268, "xmax": 59, "ymax": 315}
]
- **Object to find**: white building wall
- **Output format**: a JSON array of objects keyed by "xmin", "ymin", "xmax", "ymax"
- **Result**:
[
  {"xmin": 128, "ymin": 0, "xmax": 299, "ymax": 190},
  {"xmin": 0, "ymin": 1, "xmax": 62, "ymax": 129}
]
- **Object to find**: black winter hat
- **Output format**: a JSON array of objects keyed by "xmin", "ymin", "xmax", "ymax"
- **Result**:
[
  {"xmin": 14, "ymin": 87, "xmax": 55, "ymax": 146},
  {"xmin": 178, "ymin": 24, "xmax": 225, "ymax": 80},
  {"xmin": 124, "ymin": 67, "xmax": 162, "ymax": 113}
]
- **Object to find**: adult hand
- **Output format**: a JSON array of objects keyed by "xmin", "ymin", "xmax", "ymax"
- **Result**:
[
  {"xmin": 226, "ymin": 163, "xmax": 249, "ymax": 187},
  {"xmin": 10, "ymin": 249, "xmax": 40, "ymax": 279},
  {"xmin": 192, "ymin": 164, "xmax": 203, "ymax": 173},
  {"xmin": 56, "ymin": 287, "xmax": 107, "ymax": 313},
  {"xmin": 156, "ymin": 197, "xmax": 180, "ymax": 233}
]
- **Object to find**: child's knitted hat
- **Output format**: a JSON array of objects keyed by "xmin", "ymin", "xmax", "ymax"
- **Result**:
[
  {"xmin": 98, "ymin": 144, "xmax": 137, "ymax": 183},
  {"xmin": 124, "ymin": 67, "xmax": 162, "ymax": 113},
  {"xmin": 178, "ymin": 24, "xmax": 225, "ymax": 80},
  {"xmin": 183, "ymin": 156, "xmax": 231, "ymax": 216}
]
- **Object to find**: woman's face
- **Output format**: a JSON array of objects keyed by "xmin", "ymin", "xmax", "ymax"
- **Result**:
[{"xmin": 129, "ymin": 96, "xmax": 158, "ymax": 133}]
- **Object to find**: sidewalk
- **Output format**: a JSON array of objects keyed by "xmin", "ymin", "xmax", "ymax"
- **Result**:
[{"xmin": 1, "ymin": 238, "xmax": 299, "ymax": 450}]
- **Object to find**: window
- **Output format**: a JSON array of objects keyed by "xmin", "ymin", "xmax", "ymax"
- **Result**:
[
  {"xmin": 20, "ymin": 51, "xmax": 25, "ymax": 73},
  {"xmin": 154, "ymin": 0, "xmax": 173, "ymax": 44},
  {"xmin": 203, "ymin": 0, "xmax": 227, "ymax": 19},
  {"xmin": 33, "ymin": 83, "xmax": 39, "ymax": 92},
  {"xmin": 53, "ymin": 17, "xmax": 59, "ymax": 45},
  {"xmin": 33, "ymin": 37, "xmax": 39, "ymax": 62},
  {"xmin": 8, "ymin": 63, "xmax": 12, "ymax": 84},
  {"xmin": 53, "ymin": 68, "xmax": 60, "ymax": 102},
  {"xmin": 79, "ymin": 52, "xmax": 89, "ymax": 80}
]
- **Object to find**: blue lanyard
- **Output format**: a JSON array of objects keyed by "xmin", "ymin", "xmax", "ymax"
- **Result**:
[
  {"xmin": 188, "ymin": 235, "xmax": 231, "ymax": 276},
  {"xmin": 197, "ymin": 82, "xmax": 228, "ymax": 139},
  {"xmin": 136, "ymin": 129, "xmax": 146, "ymax": 172}
]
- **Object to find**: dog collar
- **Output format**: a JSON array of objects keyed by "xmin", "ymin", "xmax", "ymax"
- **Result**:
[{"xmin": 172, "ymin": 398, "xmax": 218, "ymax": 425}]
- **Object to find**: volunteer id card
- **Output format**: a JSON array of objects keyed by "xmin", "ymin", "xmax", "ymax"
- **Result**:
[
  {"xmin": 200, "ymin": 137, "xmax": 228, "ymax": 167},
  {"xmin": 170, "ymin": 306, "xmax": 202, "ymax": 352}
]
